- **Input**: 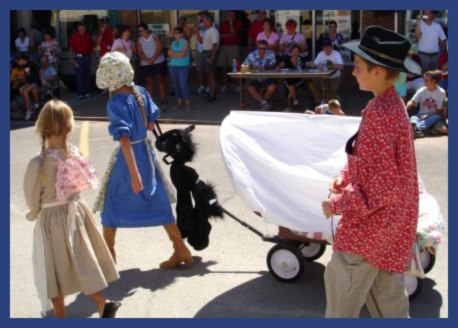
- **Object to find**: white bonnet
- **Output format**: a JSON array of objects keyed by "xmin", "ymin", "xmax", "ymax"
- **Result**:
[{"xmin": 96, "ymin": 52, "xmax": 134, "ymax": 92}]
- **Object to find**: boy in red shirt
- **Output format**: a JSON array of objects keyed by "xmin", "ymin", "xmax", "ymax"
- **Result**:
[{"xmin": 321, "ymin": 26, "xmax": 421, "ymax": 318}]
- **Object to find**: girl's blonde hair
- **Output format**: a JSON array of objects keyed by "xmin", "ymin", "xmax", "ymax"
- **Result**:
[
  {"xmin": 35, "ymin": 100, "xmax": 74, "ymax": 169},
  {"xmin": 130, "ymin": 86, "xmax": 147, "ymax": 127}
]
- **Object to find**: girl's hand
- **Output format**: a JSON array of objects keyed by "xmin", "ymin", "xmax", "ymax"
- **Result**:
[
  {"xmin": 131, "ymin": 173, "xmax": 144, "ymax": 193},
  {"xmin": 329, "ymin": 176, "xmax": 344, "ymax": 194},
  {"xmin": 322, "ymin": 199, "xmax": 333, "ymax": 218},
  {"xmin": 419, "ymin": 114, "xmax": 428, "ymax": 121}
]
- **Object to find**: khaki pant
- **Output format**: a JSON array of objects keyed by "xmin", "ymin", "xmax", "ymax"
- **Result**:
[{"xmin": 324, "ymin": 252, "xmax": 409, "ymax": 318}]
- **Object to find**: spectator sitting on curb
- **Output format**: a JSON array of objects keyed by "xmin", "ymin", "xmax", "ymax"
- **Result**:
[
  {"xmin": 406, "ymin": 69, "xmax": 447, "ymax": 137},
  {"xmin": 304, "ymin": 99, "xmax": 345, "ymax": 115}
]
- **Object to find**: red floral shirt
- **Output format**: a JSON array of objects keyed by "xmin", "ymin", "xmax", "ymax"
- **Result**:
[{"xmin": 330, "ymin": 87, "xmax": 419, "ymax": 273}]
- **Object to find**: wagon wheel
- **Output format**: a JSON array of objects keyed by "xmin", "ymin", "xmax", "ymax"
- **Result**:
[
  {"xmin": 299, "ymin": 242, "xmax": 327, "ymax": 262},
  {"xmin": 404, "ymin": 274, "xmax": 424, "ymax": 300},
  {"xmin": 419, "ymin": 248, "xmax": 436, "ymax": 274},
  {"xmin": 267, "ymin": 243, "xmax": 305, "ymax": 283}
]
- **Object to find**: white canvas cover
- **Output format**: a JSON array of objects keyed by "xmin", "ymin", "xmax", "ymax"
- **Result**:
[{"xmin": 220, "ymin": 111, "xmax": 361, "ymax": 234}]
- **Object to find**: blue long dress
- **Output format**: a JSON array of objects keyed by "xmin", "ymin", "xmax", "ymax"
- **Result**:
[{"xmin": 101, "ymin": 86, "xmax": 175, "ymax": 228}]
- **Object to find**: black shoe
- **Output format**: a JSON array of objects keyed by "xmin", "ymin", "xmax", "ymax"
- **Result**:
[
  {"xmin": 204, "ymin": 96, "xmax": 217, "ymax": 102},
  {"xmin": 101, "ymin": 301, "xmax": 121, "ymax": 318}
]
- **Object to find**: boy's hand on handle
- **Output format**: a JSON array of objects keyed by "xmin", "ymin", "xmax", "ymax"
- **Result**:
[
  {"xmin": 329, "ymin": 176, "xmax": 344, "ymax": 194},
  {"xmin": 131, "ymin": 173, "xmax": 144, "ymax": 193},
  {"xmin": 322, "ymin": 199, "xmax": 333, "ymax": 219}
]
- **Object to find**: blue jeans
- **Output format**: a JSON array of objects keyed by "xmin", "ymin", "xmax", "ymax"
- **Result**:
[
  {"xmin": 169, "ymin": 65, "xmax": 190, "ymax": 100},
  {"xmin": 410, "ymin": 114, "xmax": 444, "ymax": 131},
  {"xmin": 75, "ymin": 55, "xmax": 92, "ymax": 96}
]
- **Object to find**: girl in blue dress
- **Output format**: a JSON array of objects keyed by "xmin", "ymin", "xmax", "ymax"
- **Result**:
[{"xmin": 94, "ymin": 52, "xmax": 193, "ymax": 268}]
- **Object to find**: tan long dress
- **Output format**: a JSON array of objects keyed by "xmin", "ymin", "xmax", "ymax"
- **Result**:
[{"xmin": 23, "ymin": 149, "xmax": 119, "ymax": 311}]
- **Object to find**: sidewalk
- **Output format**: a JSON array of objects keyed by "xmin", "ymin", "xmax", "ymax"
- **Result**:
[{"xmin": 61, "ymin": 80, "xmax": 372, "ymax": 124}]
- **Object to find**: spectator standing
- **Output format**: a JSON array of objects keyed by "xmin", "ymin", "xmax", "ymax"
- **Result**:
[
  {"xmin": 248, "ymin": 10, "xmax": 274, "ymax": 51},
  {"xmin": 15, "ymin": 28, "xmax": 30, "ymax": 54},
  {"xmin": 318, "ymin": 20, "xmax": 345, "ymax": 51},
  {"xmin": 278, "ymin": 19, "xmax": 307, "ymax": 59},
  {"xmin": 111, "ymin": 25, "xmax": 136, "ymax": 61},
  {"xmin": 29, "ymin": 21, "xmax": 43, "ymax": 66},
  {"xmin": 137, "ymin": 23, "xmax": 168, "ymax": 111},
  {"xmin": 168, "ymin": 26, "xmax": 192, "ymax": 111},
  {"xmin": 308, "ymin": 37, "xmax": 344, "ymax": 105},
  {"xmin": 217, "ymin": 10, "xmax": 242, "ymax": 93},
  {"xmin": 69, "ymin": 21, "xmax": 94, "ymax": 100},
  {"xmin": 256, "ymin": 19, "xmax": 279, "ymax": 54},
  {"xmin": 415, "ymin": 10, "xmax": 447, "ymax": 72},
  {"xmin": 97, "ymin": 17, "xmax": 115, "ymax": 58},
  {"xmin": 199, "ymin": 13, "xmax": 220, "ymax": 102},
  {"xmin": 242, "ymin": 39, "xmax": 277, "ymax": 110},
  {"xmin": 170, "ymin": 15, "xmax": 192, "ymax": 41},
  {"xmin": 39, "ymin": 28, "xmax": 61, "ymax": 72}
]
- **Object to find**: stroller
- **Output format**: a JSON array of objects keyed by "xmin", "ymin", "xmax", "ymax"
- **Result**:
[{"xmin": 219, "ymin": 111, "xmax": 445, "ymax": 299}]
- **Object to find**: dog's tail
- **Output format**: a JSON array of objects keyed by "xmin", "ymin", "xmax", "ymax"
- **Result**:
[{"xmin": 193, "ymin": 181, "xmax": 224, "ymax": 219}]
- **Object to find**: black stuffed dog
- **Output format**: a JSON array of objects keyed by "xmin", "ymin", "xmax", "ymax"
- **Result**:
[{"xmin": 155, "ymin": 124, "xmax": 224, "ymax": 251}]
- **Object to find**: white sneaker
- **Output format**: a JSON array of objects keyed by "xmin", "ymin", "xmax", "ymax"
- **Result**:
[
  {"xmin": 261, "ymin": 101, "xmax": 272, "ymax": 111},
  {"xmin": 283, "ymin": 107, "xmax": 292, "ymax": 112},
  {"xmin": 25, "ymin": 110, "xmax": 33, "ymax": 120},
  {"xmin": 293, "ymin": 100, "xmax": 299, "ymax": 106}
]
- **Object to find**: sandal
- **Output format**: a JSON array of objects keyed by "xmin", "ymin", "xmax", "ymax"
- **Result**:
[{"xmin": 101, "ymin": 301, "xmax": 121, "ymax": 318}]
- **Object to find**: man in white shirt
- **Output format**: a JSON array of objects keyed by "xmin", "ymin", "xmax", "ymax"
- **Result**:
[
  {"xmin": 198, "ymin": 12, "xmax": 220, "ymax": 102},
  {"xmin": 308, "ymin": 37, "xmax": 344, "ymax": 105},
  {"xmin": 415, "ymin": 10, "xmax": 447, "ymax": 72}
]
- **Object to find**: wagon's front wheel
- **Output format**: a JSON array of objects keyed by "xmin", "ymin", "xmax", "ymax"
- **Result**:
[{"xmin": 267, "ymin": 243, "xmax": 305, "ymax": 282}]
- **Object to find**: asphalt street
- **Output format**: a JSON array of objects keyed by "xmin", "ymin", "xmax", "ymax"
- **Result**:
[{"xmin": 10, "ymin": 120, "xmax": 448, "ymax": 318}]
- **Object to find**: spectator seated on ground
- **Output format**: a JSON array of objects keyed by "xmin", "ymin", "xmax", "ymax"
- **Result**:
[
  {"xmin": 406, "ymin": 69, "xmax": 447, "ymax": 137},
  {"xmin": 243, "ymin": 39, "xmax": 277, "ymax": 111},
  {"xmin": 39, "ymin": 55, "xmax": 60, "ymax": 98},
  {"xmin": 307, "ymin": 37, "xmax": 343, "ymax": 105},
  {"xmin": 10, "ymin": 53, "xmax": 41, "ymax": 120},
  {"xmin": 304, "ymin": 99, "xmax": 345, "ymax": 115}
]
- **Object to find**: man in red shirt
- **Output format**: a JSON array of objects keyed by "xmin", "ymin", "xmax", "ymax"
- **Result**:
[
  {"xmin": 216, "ymin": 10, "xmax": 242, "ymax": 93},
  {"xmin": 322, "ymin": 26, "xmax": 421, "ymax": 318},
  {"xmin": 69, "ymin": 21, "xmax": 94, "ymax": 99}
]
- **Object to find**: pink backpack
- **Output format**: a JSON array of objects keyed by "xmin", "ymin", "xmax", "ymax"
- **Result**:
[{"xmin": 48, "ymin": 146, "xmax": 99, "ymax": 201}]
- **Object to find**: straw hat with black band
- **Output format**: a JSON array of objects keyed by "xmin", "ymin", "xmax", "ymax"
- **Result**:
[{"xmin": 341, "ymin": 25, "xmax": 421, "ymax": 76}]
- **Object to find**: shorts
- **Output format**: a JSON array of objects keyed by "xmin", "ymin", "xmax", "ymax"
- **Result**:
[
  {"xmin": 248, "ymin": 79, "xmax": 276, "ymax": 89},
  {"xmin": 138, "ymin": 61, "xmax": 167, "ymax": 79},
  {"xmin": 216, "ymin": 44, "xmax": 240, "ymax": 68},
  {"xmin": 196, "ymin": 51, "xmax": 216, "ymax": 73}
]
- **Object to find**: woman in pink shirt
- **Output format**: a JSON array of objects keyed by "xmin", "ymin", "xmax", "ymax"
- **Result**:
[{"xmin": 256, "ymin": 19, "xmax": 279, "ymax": 54}]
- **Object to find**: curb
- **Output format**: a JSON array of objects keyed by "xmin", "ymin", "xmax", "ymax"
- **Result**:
[{"xmin": 74, "ymin": 116, "xmax": 222, "ymax": 126}]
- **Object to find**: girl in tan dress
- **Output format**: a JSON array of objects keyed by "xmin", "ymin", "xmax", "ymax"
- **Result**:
[{"xmin": 23, "ymin": 100, "xmax": 121, "ymax": 318}]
